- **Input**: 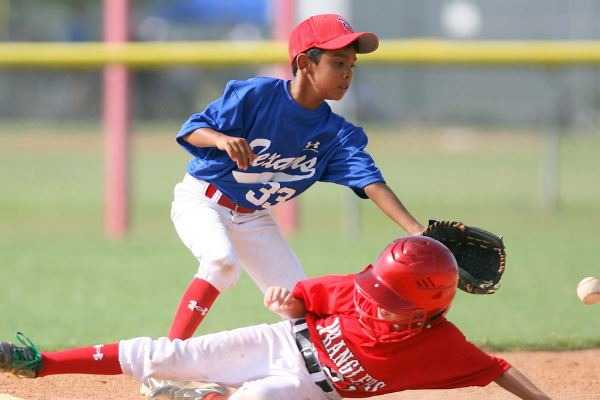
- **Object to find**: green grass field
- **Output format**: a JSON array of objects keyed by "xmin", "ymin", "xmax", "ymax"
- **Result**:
[{"xmin": 1, "ymin": 124, "xmax": 599, "ymax": 351}]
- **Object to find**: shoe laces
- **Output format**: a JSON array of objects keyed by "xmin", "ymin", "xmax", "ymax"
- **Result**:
[{"xmin": 12, "ymin": 332, "xmax": 42, "ymax": 374}]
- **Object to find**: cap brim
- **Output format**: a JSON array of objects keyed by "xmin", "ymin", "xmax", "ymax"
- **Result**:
[
  {"xmin": 318, "ymin": 32, "xmax": 379, "ymax": 54},
  {"xmin": 355, "ymin": 265, "xmax": 414, "ymax": 312}
]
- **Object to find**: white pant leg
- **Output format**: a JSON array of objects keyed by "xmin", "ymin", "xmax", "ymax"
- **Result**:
[
  {"xmin": 171, "ymin": 175, "xmax": 241, "ymax": 292},
  {"xmin": 171, "ymin": 174, "xmax": 306, "ymax": 293},
  {"xmin": 231, "ymin": 213, "xmax": 306, "ymax": 293},
  {"xmin": 119, "ymin": 321, "xmax": 330, "ymax": 400},
  {"xmin": 231, "ymin": 375, "xmax": 330, "ymax": 400}
]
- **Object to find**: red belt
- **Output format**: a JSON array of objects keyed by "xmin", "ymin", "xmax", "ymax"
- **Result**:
[{"xmin": 205, "ymin": 183, "xmax": 255, "ymax": 214}]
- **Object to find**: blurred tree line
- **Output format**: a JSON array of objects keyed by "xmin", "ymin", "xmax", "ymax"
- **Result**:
[{"xmin": 1, "ymin": 0, "xmax": 600, "ymax": 132}]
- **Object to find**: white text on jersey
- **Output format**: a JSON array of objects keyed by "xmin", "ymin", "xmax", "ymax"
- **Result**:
[
  {"xmin": 317, "ymin": 317, "xmax": 386, "ymax": 393},
  {"xmin": 232, "ymin": 138, "xmax": 317, "ymax": 183}
]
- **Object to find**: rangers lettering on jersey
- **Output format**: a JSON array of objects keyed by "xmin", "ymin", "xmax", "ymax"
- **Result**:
[{"xmin": 316, "ymin": 317, "xmax": 386, "ymax": 393}]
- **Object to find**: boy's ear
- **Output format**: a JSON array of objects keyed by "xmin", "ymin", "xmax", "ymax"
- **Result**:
[{"xmin": 295, "ymin": 53, "xmax": 312, "ymax": 72}]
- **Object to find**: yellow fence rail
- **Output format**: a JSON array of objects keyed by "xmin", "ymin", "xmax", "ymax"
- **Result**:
[{"xmin": 2, "ymin": 39, "xmax": 600, "ymax": 68}]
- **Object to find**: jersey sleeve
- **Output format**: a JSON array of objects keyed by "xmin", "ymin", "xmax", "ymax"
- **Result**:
[
  {"xmin": 421, "ymin": 322, "xmax": 512, "ymax": 389},
  {"xmin": 176, "ymin": 80, "xmax": 246, "ymax": 158},
  {"xmin": 292, "ymin": 275, "xmax": 354, "ymax": 316},
  {"xmin": 319, "ymin": 123, "xmax": 384, "ymax": 199}
]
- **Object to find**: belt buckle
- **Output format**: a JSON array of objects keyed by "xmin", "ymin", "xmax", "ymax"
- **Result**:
[
  {"xmin": 301, "ymin": 347, "xmax": 314, "ymax": 359},
  {"xmin": 234, "ymin": 204, "xmax": 240, "ymax": 213}
]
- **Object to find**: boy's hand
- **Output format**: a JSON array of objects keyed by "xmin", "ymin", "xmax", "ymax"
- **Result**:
[
  {"xmin": 264, "ymin": 286, "xmax": 306, "ymax": 319},
  {"xmin": 215, "ymin": 135, "xmax": 256, "ymax": 170}
]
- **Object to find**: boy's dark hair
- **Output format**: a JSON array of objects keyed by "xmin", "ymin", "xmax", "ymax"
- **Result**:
[
  {"xmin": 290, "ymin": 42, "xmax": 359, "ymax": 76},
  {"xmin": 291, "ymin": 47, "xmax": 324, "ymax": 76}
]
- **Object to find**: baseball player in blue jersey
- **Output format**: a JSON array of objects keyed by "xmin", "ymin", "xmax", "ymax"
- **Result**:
[{"xmin": 166, "ymin": 14, "xmax": 425, "ymax": 344}]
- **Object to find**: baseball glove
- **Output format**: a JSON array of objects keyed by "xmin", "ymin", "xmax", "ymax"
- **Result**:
[{"xmin": 422, "ymin": 220, "xmax": 506, "ymax": 294}]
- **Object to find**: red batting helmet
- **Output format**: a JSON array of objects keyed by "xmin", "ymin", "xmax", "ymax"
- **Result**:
[{"xmin": 354, "ymin": 236, "xmax": 458, "ymax": 343}]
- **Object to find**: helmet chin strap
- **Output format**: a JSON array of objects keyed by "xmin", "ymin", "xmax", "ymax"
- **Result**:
[{"xmin": 427, "ymin": 309, "xmax": 448, "ymax": 326}]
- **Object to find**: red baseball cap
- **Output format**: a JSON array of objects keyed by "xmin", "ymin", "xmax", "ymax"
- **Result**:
[{"xmin": 288, "ymin": 14, "xmax": 379, "ymax": 64}]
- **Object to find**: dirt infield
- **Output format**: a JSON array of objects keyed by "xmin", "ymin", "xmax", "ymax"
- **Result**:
[{"xmin": 1, "ymin": 349, "xmax": 598, "ymax": 400}]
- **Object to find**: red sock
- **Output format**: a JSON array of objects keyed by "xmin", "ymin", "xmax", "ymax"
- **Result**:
[
  {"xmin": 38, "ymin": 342, "xmax": 121, "ymax": 377},
  {"xmin": 168, "ymin": 278, "xmax": 220, "ymax": 340},
  {"xmin": 204, "ymin": 395, "xmax": 228, "ymax": 400}
]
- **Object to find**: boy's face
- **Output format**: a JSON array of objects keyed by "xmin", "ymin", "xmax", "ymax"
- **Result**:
[
  {"xmin": 310, "ymin": 46, "xmax": 357, "ymax": 101},
  {"xmin": 377, "ymin": 307, "xmax": 425, "ymax": 332}
]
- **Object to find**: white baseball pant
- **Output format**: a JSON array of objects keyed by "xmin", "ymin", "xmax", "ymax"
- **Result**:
[
  {"xmin": 170, "ymin": 174, "xmax": 307, "ymax": 293},
  {"xmin": 119, "ymin": 320, "xmax": 341, "ymax": 400}
]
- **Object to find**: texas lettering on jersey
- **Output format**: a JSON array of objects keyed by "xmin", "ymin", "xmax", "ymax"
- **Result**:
[
  {"xmin": 316, "ymin": 317, "xmax": 386, "ymax": 393},
  {"xmin": 232, "ymin": 138, "xmax": 318, "ymax": 184}
]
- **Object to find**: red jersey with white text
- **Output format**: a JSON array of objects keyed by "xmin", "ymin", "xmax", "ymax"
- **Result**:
[{"xmin": 292, "ymin": 273, "xmax": 511, "ymax": 398}]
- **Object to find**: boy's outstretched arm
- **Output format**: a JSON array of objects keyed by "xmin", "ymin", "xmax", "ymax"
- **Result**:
[
  {"xmin": 264, "ymin": 286, "xmax": 307, "ymax": 319},
  {"xmin": 364, "ymin": 182, "xmax": 425, "ymax": 235},
  {"xmin": 494, "ymin": 366, "xmax": 552, "ymax": 400}
]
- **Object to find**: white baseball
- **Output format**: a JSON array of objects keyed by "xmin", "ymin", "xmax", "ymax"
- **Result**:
[{"xmin": 576, "ymin": 276, "xmax": 600, "ymax": 305}]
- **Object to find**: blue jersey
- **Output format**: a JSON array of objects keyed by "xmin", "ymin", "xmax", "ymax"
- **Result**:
[{"xmin": 176, "ymin": 77, "xmax": 384, "ymax": 211}]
